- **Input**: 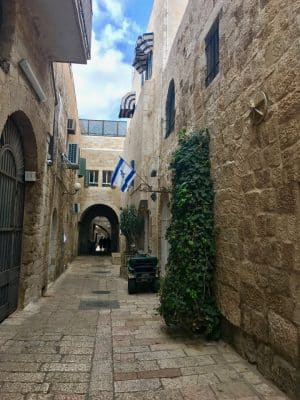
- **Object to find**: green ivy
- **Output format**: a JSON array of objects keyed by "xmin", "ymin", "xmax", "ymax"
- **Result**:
[
  {"xmin": 120, "ymin": 205, "xmax": 144, "ymax": 250},
  {"xmin": 159, "ymin": 129, "xmax": 220, "ymax": 338}
]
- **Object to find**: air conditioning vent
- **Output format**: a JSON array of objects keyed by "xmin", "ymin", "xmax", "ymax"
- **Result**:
[
  {"xmin": 67, "ymin": 119, "xmax": 76, "ymax": 134},
  {"xmin": 72, "ymin": 203, "xmax": 80, "ymax": 214}
]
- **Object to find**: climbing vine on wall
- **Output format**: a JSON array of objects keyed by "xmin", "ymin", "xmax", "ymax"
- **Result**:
[{"xmin": 159, "ymin": 129, "xmax": 220, "ymax": 338}]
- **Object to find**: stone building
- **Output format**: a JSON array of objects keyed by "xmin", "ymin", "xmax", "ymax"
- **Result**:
[
  {"xmin": 0, "ymin": 0, "xmax": 92, "ymax": 320},
  {"xmin": 76, "ymin": 119, "xmax": 126, "ymax": 256},
  {"xmin": 121, "ymin": 0, "xmax": 300, "ymax": 396}
]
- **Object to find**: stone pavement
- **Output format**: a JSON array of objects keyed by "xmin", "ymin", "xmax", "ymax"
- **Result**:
[{"xmin": 0, "ymin": 257, "xmax": 292, "ymax": 400}]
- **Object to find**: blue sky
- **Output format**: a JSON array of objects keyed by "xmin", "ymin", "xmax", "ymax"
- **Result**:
[{"xmin": 73, "ymin": 0, "xmax": 153, "ymax": 120}]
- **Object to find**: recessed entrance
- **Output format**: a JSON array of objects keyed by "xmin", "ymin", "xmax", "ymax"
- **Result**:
[
  {"xmin": 0, "ymin": 116, "xmax": 25, "ymax": 322},
  {"xmin": 78, "ymin": 204, "xmax": 119, "ymax": 255}
]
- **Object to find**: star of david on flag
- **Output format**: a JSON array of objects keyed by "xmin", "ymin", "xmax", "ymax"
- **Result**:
[{"xmin": 111, "ymin": 157, "xmax": 136, "ymax": 192}]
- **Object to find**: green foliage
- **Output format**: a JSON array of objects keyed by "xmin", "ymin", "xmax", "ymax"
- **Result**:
[
  {"xmin": 120, "ymin": 205, "xmax": 144, "ymax": 249},
  {"xmin": 159, "ymin": 129, "xmax": 220, "ymax": 338}
]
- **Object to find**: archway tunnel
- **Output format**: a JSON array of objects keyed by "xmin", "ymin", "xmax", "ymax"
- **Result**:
[{"xmin": 78, "ymin": 204, "xmax": 119, "ymax": 255}]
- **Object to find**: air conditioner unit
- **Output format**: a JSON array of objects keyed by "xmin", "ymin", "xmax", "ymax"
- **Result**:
[
  {"xmin": 72, "ymin": 203, "xmax": 80, "ymax": 214},
  {"xmin": 67, "ymin": 119, "xmax": 76, "ymax": 134}
]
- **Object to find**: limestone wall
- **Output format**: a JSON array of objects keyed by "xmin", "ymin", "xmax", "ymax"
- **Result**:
[
  {"xmin": 0, "ymin": 1, "xmax": 80, "ymax": 307},
  {"xmin": 77, "ymin": 134, "xmax": 125, "ymax": 248},
  {"xmin": 123, "ymin": 0, "xmax": 300, "ymax": 395}
]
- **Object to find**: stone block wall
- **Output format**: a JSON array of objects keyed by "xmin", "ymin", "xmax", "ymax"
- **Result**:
[
  {"xmin": 160, "ymin": 0, "xmax": 300, "ymax": 396},
  {"xmin": 123, "ymin": 0, "xmax": 300, "ymax": 396},
  {"xmin": 0, "ymin": 1, "xmax": 80, "ymax": 307},
  {"xmin": 76, "ymin": 134, "xmax": 125, "ymax": 254}
]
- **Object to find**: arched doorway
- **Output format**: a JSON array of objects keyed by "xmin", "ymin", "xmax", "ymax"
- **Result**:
[
  {"xmin": 78, "ymin": 204, "xmax": 119, "ymax": 255},
  {"xmin": 0, "ymin": 116, "xmax": 25, "ymax": 321}
]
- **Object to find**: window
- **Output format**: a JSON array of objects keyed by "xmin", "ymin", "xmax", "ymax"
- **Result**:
[
  {"xmin": 102, "ymin": 170, "xmax": 112, "ymax": 187},
  {"xmin": 141, "ymin": 52, "xmax": 153, "ymax": 85},
  {"xmin": 165, "ymin": 79, "xmax": 175, "ymax": 137},
  {"xmin": 145, "ymin": 52, "xmax": 153, "ymax": 80},
  {"xmin": 47, "ymin": 133, "xmax": 54, "ymax": 162},
  {"xmin": 67, "ymin": 143, "xmax": 79, "ymax": 164},
  {"xmin": 205, "ymin": 17, "xmax": 219, "ymax": 86},
  {"xmin": 87, "ymin": 170, "xmax": 99, "ymax": 186}
]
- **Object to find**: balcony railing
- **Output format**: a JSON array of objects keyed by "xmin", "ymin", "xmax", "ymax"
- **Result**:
[{"xmin": 80, "ymin": 119, "xmax": 127, "ymax": 137}]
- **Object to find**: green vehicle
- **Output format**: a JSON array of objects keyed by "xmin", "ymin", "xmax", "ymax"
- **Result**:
[{"xmin": 127, "ymin": 254, "xmax": 160, "ymax": 294}]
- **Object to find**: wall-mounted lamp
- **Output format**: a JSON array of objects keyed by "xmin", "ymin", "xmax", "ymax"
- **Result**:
[
  {"xmin": 63, "ymin": 182, "xmax": 81, "ymax": 195},
  {"xmin": 19, "ymin": 59, "xmax": 47, "ymax": 102}
]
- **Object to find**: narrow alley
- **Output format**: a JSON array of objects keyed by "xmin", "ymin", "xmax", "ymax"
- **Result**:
[{"xmin": 0, "ymin": 257, "xmax": 290, "ymax": 400}]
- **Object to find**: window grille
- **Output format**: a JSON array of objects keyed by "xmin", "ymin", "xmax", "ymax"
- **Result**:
[
  {"xmin": 205, "ymin": 17, "xmax": 219, "ymax": 86},
  {"xmin": 68, "ymin": 143, "xmax": 79, "ymax": 164},
  {"xmin": 102, "ymin": 170, "xmax": 113, "ymax": 187},
  {"xmin": 88, "ymin": 170, "xmax": 98, "ymax": 186},
  {"xmin": 165, "ymin": 79, "xmax": 175, "ymax": 138}
]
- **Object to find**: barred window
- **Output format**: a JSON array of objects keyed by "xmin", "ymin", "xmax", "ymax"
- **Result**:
[
  {"xmin": 165, "ymin": 79, "xmax": 175, "ymax": 138},
  {"xmin": 87, "ymin": 170, "xmax": 98, "ymax": 186},
  {"xmin": 102, "ymin": 170, "xmax": 112, "ymax": 187},
  {"xmin": 205, "ymin": 17, "xmax": 219, "ymax": 86}
]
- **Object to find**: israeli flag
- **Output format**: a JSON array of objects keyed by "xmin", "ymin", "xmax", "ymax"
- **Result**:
[{"xmin": 111, "ymin": 157, "xmax": 136, "ymax": 192}]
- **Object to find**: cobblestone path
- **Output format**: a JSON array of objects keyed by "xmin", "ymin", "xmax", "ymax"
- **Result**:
[{"xmin": 0, "ymin": 257, "xmax": 291, "ymax": 399}]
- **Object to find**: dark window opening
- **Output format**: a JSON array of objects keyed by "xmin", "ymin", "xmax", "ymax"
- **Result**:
[
  {"xmin": 47, "ymin": 133, "xmax": 54, "ymax": 162},
  {"xmin": 165, "ymin": 79, "xmax": 175, "ymax": 138},
  {"xmin": 141, "ymin": 52, "xmax": 153, "ymax": 86},
  {"xmin": 205, "ymin": 17, "xmax": 219, "ymax": 86},
  {"xmin": 145, "ymin": 52, "xmax": 153, "ymax": 80}
]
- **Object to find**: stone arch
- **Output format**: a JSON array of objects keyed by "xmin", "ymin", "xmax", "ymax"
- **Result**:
[
  {"xmin": 7, "ymin": 111, "xmax": 39, "ymax": 308},
  {"xmin": 11, "ymin": 111, "xmax": 38, "ymax": 172},
  {"xmin": 0, "ymin": 110, "xmax": 38, "ymax": 317},
  {"xmin": 78, "ymin": 204, "xmax": 119, "ymax": 255}
]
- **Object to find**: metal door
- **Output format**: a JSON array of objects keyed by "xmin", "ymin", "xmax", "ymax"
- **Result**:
[{"xmin": 0, "ymin": 117, "xmax": 25, "ymax": 322}]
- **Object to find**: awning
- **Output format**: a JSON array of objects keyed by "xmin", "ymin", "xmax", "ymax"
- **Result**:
[
  {"xmin": 119, "ymin": 91, "xmax": 136, "ymax": 118},
  {"xmin": 132, "ymin": 32, "xmax": 154, "ymax": 74}
]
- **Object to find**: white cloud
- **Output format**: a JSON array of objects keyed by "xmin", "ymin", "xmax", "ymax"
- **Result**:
[
  {"xmin": 92, "ymin": 0, "xmax": 101, "ymax": 17},
  {"xmin": 72, "ymin": 0, "xmax": 142, "ymax": 120},
  {"xmin": 103, "ymin": 0, "xmax": 123, "ymax": 21},
  {"xmin": 72, "ymin": 31, "xmax": 133, "ymax": 120}
]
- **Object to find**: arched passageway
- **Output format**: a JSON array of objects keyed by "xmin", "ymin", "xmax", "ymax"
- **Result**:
[{"xmin": 78, "ymin": 204, "xmax": 119, "ymax": 255}]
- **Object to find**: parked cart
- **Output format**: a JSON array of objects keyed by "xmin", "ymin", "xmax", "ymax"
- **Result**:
[{"xmin": 127, "ymin": 254, "xmax": 160, "ymax": 294}]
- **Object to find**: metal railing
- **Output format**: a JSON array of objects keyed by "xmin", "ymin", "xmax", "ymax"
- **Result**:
[{"xmin": 80, "ymin": 119, "xmax": 127, "ymax": 137}]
